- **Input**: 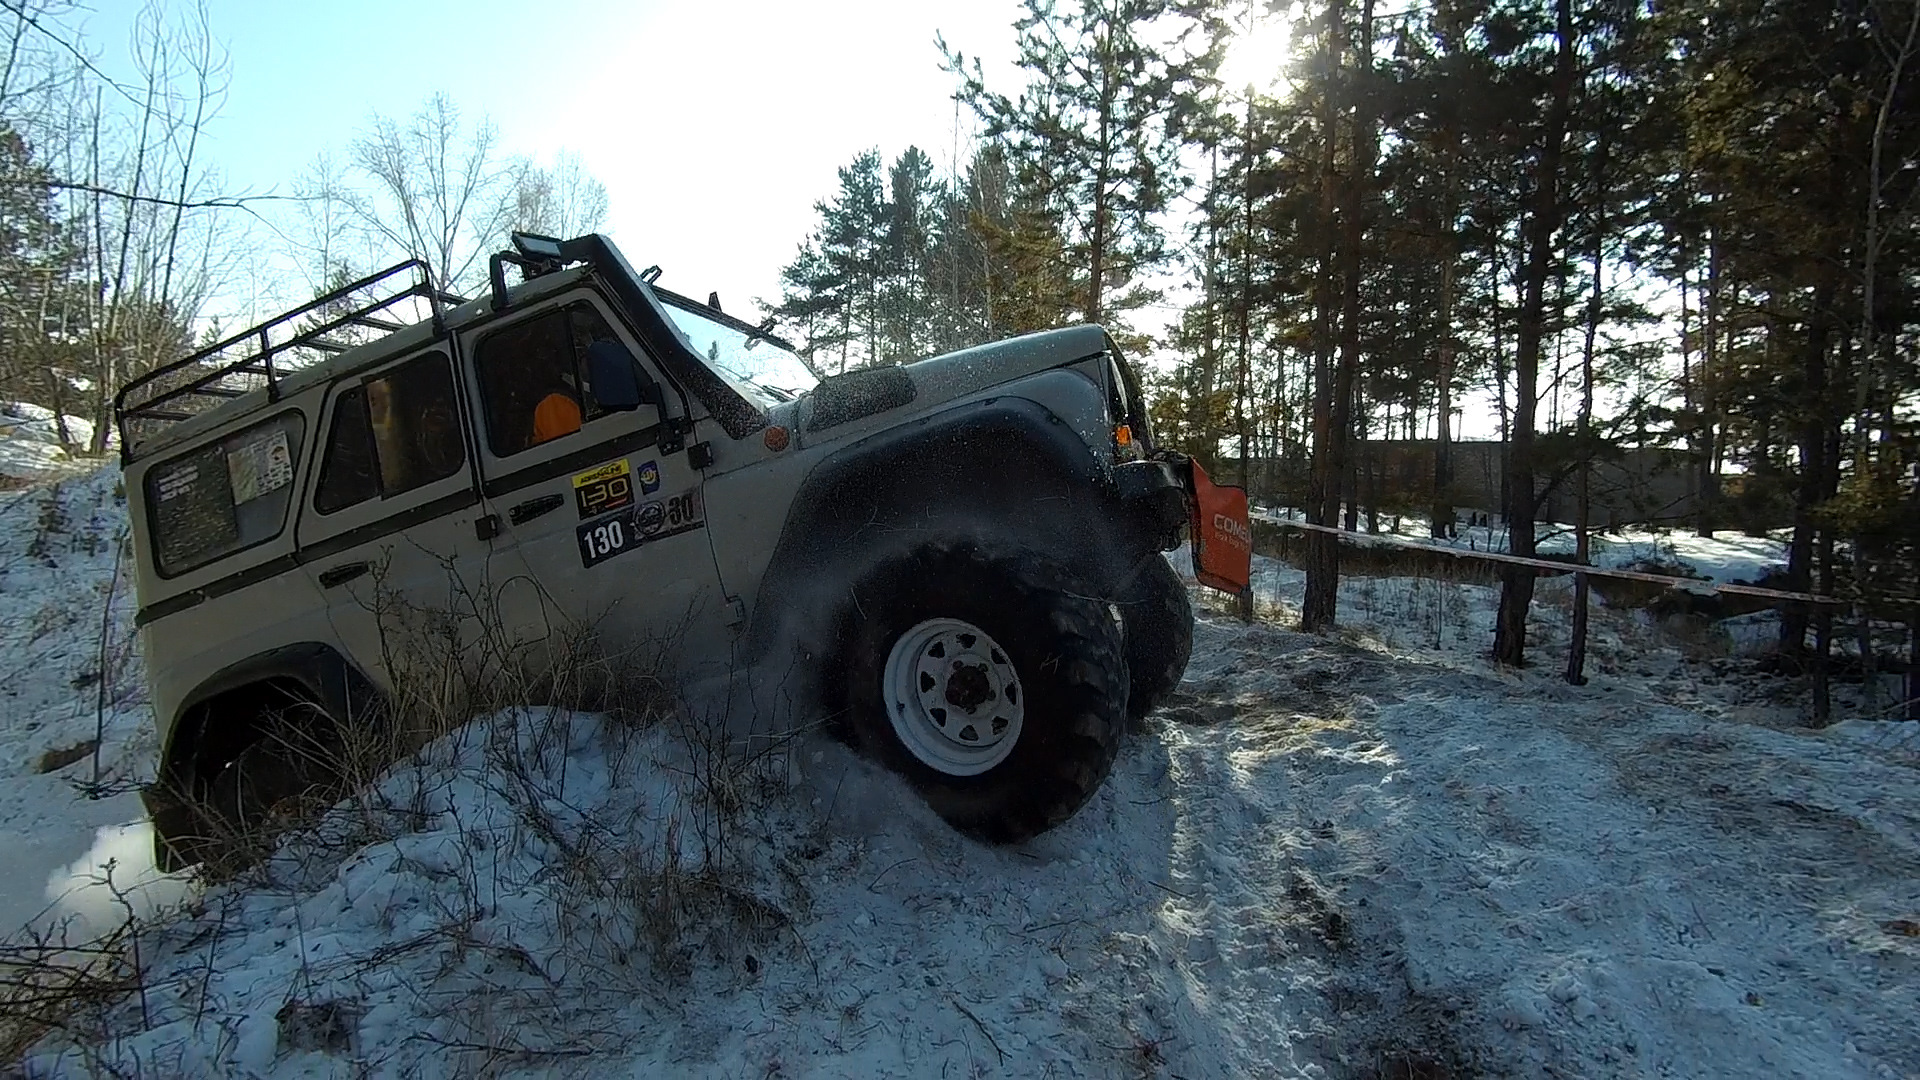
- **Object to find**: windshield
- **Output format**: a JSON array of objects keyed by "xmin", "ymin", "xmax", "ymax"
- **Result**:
[{"xmin": 657, "ymin": 299, "xmax": 819, "ymax": 408}]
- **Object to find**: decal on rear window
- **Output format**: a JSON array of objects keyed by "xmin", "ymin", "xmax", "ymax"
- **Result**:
[
  {"xmin": 227, "ymin": 428, "xmax": 293, "ymax": 504},
  {"xmin": 154, "ymin": 463, "xmax": 200, "ymax": 502},
  {"xmin": 147, "ymin": 411, "xmax": 306, "ymax": 578}
]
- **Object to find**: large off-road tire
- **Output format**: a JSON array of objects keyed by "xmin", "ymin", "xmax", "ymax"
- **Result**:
[
  {"xmin": 1117, "ymin": 555, "xmax": 1194, "ymax": 722},
  {"xmin": 834, "ymin": 542, "xmax": 1128, "ymax": 843},
  {"xmin": 202, "ymin": 701, "xmax": 339, "ymax": 855}
]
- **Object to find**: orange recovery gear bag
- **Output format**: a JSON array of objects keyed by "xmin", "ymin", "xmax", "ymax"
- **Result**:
[{"xmin": 1188, "ymin": 459, "xmax": 1252, "ymax": 594}]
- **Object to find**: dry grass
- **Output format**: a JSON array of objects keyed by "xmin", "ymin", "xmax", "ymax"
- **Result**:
[
  {"xmin": 0, "ymin": 867, "xmax": 151, "ymax": 1066},
  {"xmin": 5, "ymin": 556, "xmax": 812, "ymax": 1074}
]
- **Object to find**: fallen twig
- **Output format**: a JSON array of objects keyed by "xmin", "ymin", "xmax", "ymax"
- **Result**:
[
  {"xmin": 949, "ymin": 995, "xmax": 1005, "ymax": 1064},
  {"xmin": 868, "ymin": 858, "xmax": 918, "ymax": 893}
]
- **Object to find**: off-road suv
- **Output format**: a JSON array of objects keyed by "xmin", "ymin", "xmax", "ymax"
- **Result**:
[{"xmin": 118, "ymin": 232, "xmax": 1251, "ymax": 868}]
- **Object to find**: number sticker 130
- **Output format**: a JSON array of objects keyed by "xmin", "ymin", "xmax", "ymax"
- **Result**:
[
  {"xmin": 577, "ymin": 514, "xmax": 630, "ymax": 567},
  {"xmin": 574, "ymin": 488, "xmax": 706, "ymax": 568}
]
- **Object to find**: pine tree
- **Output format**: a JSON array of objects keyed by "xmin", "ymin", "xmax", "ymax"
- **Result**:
[
  {"xmin": 0, "ymin": 123, "xmax": 83, "ymax": 438},
  {"xmin": 775, "ymin": 150, "xmax": 888, "ymax": 373},
  {"xmin": 945, "ymin": 0, "xmax": 1212, "ymax": 340},
  {"xmin": 880, "ymin": 146, "xmax": 939, "ymax": 362},
  {"xmin": 1491, "ymin": 0, "xmax": 1577, "ymax": 668}
]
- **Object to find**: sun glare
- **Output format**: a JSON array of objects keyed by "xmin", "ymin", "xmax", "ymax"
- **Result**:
[{"xmin": 1220, "ymin": 15, "xmax": 1295, "ymax": 93}]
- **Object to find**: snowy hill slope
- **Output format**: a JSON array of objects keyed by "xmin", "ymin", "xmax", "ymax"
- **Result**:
[
  {"xmin": 0, "ymin": 466, "xmax": 165, "ymax": 945},
  {"xmin": 0, "ymin": 403, "xmax": 103, "ymax": 488},
  {"xmin": 4, "ymin": 467, "xmax": 1918, "ymax": 1079}
]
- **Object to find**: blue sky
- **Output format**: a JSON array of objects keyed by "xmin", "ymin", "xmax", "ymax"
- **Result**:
[
  {"xmin": 83, "ymin": 0, "xmax": 1024, "ymax": 313},
  {"xmin": 65, "ymin": 3, "xmax": 1540, "ymax": 437}
]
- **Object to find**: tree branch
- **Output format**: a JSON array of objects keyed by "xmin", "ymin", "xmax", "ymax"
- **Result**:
[
  {"xmin": 0, "ymin": 0, "xmax": 147, "ymax": 112},
  {"xmin": 2, "ymin": 178, "xmax": 309, "ymax": 210}
]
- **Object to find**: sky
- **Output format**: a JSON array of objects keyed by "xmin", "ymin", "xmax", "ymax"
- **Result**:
[
  {"xmin": 63, "ymin": 0, "xmax": 1581, "ymax": 441},
  {"xmin": 81, "ymin": 0, "xmax": 1028, "ymax": 315}
]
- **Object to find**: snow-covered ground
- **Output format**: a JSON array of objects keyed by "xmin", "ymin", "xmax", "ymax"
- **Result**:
[
  {"xmin": 0, "ymin": 403, "xmax": 103, "ymax": 488},
  {"xmin": 1254, "ymin": 506, "xmax": 1792, "ymax": 586},
  {"xmin": 5, "ymin": 464, "xmax": 1918, "ymax": 1079},
  {"xmin": 0, "ymin": 465, "xmax": 175, "ymax": 950}
]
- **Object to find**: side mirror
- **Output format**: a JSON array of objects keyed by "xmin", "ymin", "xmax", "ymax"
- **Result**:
[{"xmin": 585, "ymin": 340, "xmax": 658, "ymax": 413}]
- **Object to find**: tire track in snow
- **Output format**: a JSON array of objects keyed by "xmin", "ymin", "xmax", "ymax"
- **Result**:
[{"xmin": 1165, "ymin": 606, "xmax": 1920, "ymax": 1080}]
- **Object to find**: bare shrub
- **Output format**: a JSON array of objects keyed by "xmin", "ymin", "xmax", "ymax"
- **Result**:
[
  {"xmin": 0, "ymin": 863, "xmax": 159, "ymax": 1068},
  {"xmin": 11, "ymin": 544, "xmax": 822, "ymax": 1074}
]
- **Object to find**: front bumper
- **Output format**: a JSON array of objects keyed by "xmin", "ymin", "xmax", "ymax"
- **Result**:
[
  {"xmin": 1115, "ymin": 454, "xmax": 1254, "ymax": 592},
  {"xmin": 1114, "ymin": 458, "xmax": 1191, "ymax": 551}
]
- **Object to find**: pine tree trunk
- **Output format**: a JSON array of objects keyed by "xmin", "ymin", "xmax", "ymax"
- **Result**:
[
  {"xmin": 1697, "ymin": 229, "xmax": 1721, "ymax": 537},
  {"xmin": 1491, "ymin": 238, "xmax": 1514, "ymax": 523},
  {"xmin": 1301, "ymin": 0, "xmax": 1347, "ymax": 634},
  {"xmin": 1334, "ymin": 0, "xmax": 1375, "ymax": 544},
  {"xmin": 1365, "ymin": 429, "xmax": 1381, "ymax": 534},
  {"xmin": 1780, "ymin": 275, "xmax": 1835, "ymax": 656},
  {"xmin": 1237, "ymin": 94, "xmax": 1256, "ymax": 492},
  {"xmin": 1831, "ymin": 321, "xmax": 1873, "ymax": 705},
  {"xmin": 1343, "ymin": 414, "xmax": 1360, "ymax": 533},
  {"xmin": 1194, "ymin": 146, "xmax": 1222, "ymax": 465},
  {"xmin": 1431, "ymin": 118, "xmax": 1460, "ymax": 540},
  {"xmin": 1494, "ymin": 0, "xmax": 1576, "ymax": 668},
  {"xmin": 1848, "ymin": 2, "xmax": 1920, "ymax": 710},
  {"xmin": 1087, "ymin": 24, "xmax": 1114, "ymax": 327},
  {"xmin": 1568, "ymin": 132, "xmax": 1607, "ymax": 686},
  {"xmin": 1812, "ymin": 529, "xmax": 1835, "ymax": 725}
]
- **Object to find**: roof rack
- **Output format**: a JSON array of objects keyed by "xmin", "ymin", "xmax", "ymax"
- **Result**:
[{"xmin": 114, "ymin": 259, "xmax": 466, "ymax": 462}]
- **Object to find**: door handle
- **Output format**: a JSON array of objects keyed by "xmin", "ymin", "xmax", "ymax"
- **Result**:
[
  {"xmin": 509, "ymin": 493, "xmax": 565, "ymax": 525},
  {"xmin": 318, "ymin": 562, "xmax": 371, "ymax": 588}
]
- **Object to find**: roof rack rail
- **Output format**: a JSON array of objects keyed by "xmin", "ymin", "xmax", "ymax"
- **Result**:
[{"xmin": 114, "ymin": 259, "xmax": 465, "ymax": 462}]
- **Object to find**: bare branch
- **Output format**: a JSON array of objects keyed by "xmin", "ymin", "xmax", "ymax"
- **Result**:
[
  {"xmin": 0, "ymin": 0, "xmax": 147, "ymax": 112},
  {"xmin": 0, "ymin": 177, "xmax": 308, "ymax": 210}
]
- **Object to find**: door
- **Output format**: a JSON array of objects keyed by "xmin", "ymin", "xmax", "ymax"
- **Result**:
[
  {"xmin": 461, "ymin": 292, "xmax": 728, "ymax": 678},
  {"xmin": 295, "ymin": 347, "xmax": 549, "ymax": 701}
]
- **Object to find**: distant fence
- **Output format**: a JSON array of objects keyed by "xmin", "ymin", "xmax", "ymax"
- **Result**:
[
  {"xmin": 1228, "ymin": 441, "xmax": 1795, "ymax": 532},
  {"xmin": 1252, "ymin": 518, "xmax": 1918, "ymax": 722}
]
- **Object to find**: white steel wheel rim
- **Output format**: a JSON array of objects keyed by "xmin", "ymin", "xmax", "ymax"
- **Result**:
[{"xmin": 882, "ymin": 617, "xmax": 1026, "ymax": 776}]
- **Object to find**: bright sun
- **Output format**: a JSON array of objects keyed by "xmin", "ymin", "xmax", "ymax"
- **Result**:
[{"xmin": 1219, "ymin": 13, "xmax": 1295, "ymax": 93}]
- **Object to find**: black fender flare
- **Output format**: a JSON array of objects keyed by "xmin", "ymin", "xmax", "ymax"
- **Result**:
[
  {"xmin": 146, "ymin": 642, "xmax": 383, "ymax": 870},
  {"xmin": 746, "ymin": 396, "xmax": 1137, "ymax": 654},
  {"xmin": 159, "ymin": 642, "xmax": 382, "ymax": 784}
]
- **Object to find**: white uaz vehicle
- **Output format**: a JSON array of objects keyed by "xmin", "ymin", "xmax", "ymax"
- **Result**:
[{"xmin": 117, "ymin": 233, "xmax": 1250, "ymax": 868}]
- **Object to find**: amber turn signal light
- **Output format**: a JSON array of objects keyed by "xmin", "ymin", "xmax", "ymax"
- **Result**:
[
  {"xmin": 764, "ymin": 425, "xmax": 790, "ymax": 452},
  {"xmin": 1115, "ymin": 424, "xmax": 1133, "ymax": 447}
]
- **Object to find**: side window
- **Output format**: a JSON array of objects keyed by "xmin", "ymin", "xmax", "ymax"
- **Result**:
[
  {"xmin": 315, "ymin": 352, "xmax": 465, "ymax": 515},
  {"xmin": 314, "ymin": 387, "xmax": 378, "ymax": 513},
  {"xmin": 146, "ymin": 410, "xmax": 305, "ymax": 577},
  {"xmin": 475, "ymin": 300, "xmax": 623, "ymax": 457}
]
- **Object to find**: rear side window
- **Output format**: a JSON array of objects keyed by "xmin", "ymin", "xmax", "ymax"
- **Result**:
[
  {"xmin": 146, "ymin": 411, "xmax": 305, "ymax": 578},
  {"xmin": 475, "ymin": 301, "xmax": 621, "ymax": 457},
  {"xmin": 315, "ymin": 352, "xmax": 465, "ymax": 514}
]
